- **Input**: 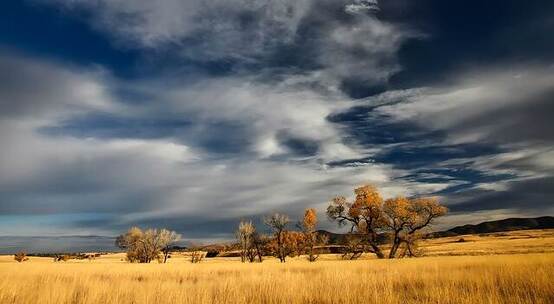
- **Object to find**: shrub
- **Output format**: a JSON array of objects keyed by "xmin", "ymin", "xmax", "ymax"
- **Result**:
[
  {"xmin": 54, "ymin": 255, "xmax": 71, "ymax": 262},
  {"xmin": 206, "ymin": 250, "xmax": 219, "ymax": 258},
  {"xmin": 190, "ymin": 251, "xmax": 204, "ymax": 263},
  {"xmin": 14, "ymin": 251, "xmax": 29, "ymax": 262}
]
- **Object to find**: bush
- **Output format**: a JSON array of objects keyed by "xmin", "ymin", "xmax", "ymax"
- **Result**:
[
  {"xmin": 14, "ymin": 251, "xmax": 29, "ymax": 262},
  {"xmin": 54, "ymin": 255, "xmax": 71, "ymax": 262},
  {"xmin": 205, "ymin": 250, "xmax": 219, "ymax": 258},
  {"xmin": 190, "ymin": 251, "xmax": 205, "ymax": 263}
]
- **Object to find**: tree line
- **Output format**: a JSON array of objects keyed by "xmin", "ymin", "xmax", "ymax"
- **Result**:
[
  {"xmin": 103, "ymin": 184, "xmax": 448, "ymax": 264},
  {"xmin": 236, "ymin": 208, "xmax": 327, "ymax": 263}
]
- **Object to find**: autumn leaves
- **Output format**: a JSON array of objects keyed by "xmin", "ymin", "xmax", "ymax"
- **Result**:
[
  {"xmin": 237, "ymin": 184, "xmax": 447, "ymax": 262},
  {"xmin": 327, "ymin": 185, "xmax": 447, "ymax": 259}
]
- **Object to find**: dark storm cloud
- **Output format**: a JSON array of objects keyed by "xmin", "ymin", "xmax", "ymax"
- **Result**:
[{"xmin": 379, "ymin": 0, "xmax": 554, "ymax": 89}]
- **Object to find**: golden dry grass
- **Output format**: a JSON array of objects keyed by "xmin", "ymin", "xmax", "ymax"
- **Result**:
[
  {"xmin": 1, "ymin": 229, "xmax": 553, "ymax": 304},
  {"xmin": 419, "ymin": 229, "xmax": 554, "ymax": 256}
]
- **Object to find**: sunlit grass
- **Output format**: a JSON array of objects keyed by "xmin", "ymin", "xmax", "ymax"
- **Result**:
[
  {"xmin": 1, "ymin": 254, "xmax": 553, "ymax": 304},
  {"xmin": 1, "ymin": 229, "xmax": 553, "ymax": 304}
]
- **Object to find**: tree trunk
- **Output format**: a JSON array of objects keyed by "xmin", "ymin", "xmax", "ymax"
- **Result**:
[
  {"xmin": 277, "ymin": 230, "xmax": 285, "ymax": 263},
  {"xmin": 254, "ymin": 242, "xmax": 263, "ymax": 262},
  {"xmin": 388, "ymin": 235, "xmax": 401, "ymax": 259},
  {"xmin": 370, "ymin": 242, "xmax": 385, "ymax": 259},
  {"xmin": 367, "ymin": 230, "xmax": 385, "ymax": 259}
]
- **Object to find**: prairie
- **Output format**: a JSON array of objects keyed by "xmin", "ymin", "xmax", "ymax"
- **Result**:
[{"xmin": 1, "ymin": 229, "xmax": 553, "ymax": 304}]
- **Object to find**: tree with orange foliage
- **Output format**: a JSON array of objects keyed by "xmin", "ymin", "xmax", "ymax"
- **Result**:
[
  {"xmin": 384, "ymin": 197, "xmax": 447, "ymax": 258},
  {"xmin": 283, "ymin": 231, "xmax": 305, "ymax": 257},
  {"xmin": 327, "ymin": 185, "xmax": 386, "ymax": 258},
  {"xmin": 299, "ymin": 208, "xmax": 325, "ymax": 262},
  {"xmin": 327, "ymin": 184, "xmax": 447, "ymax": 259}
]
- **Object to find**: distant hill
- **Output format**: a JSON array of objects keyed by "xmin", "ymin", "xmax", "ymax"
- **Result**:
[
  {"xmin": 429, "ymin": 216, "xmax": 554, "ymax": 238},
  {"xmin": 316, "ymin": 216, "xmax": 554, "ymax": 243}
]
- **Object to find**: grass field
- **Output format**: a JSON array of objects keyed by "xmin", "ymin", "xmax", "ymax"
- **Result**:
[{"xmin": 1, "ymin": 229, "xmax": 553, "ymax": 304}]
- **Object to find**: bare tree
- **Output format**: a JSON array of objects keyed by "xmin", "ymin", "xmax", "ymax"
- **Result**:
[
  {"xmin": 251, "ymin": 232, "xmax": 269, "ymax": 262},
  {"xmin": 264, "ymin": 213, "xmax": 290, "ymax": 262},
  {"xmin": 236, "ymin": 221, "xmax": 256, "ymax": 263},
  {"xmin": 116, "ymin": 227, "xmax": 145, "ymax": 262},
  {"xmin": 159, "ymin": 229, "xmax": 181, "ymax": 263},
  {"xmin": 116, "ymin": 227, "xmax": 181, "ymax": 263},
  {"xmin": 189, "ymin": 250, "xmax": 205, "ymax": 263}
]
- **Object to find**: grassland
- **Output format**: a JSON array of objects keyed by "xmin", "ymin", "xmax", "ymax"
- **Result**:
[
  {"xmin": 420, "ymin": 228, "xmax": 554, "ymax": 256},
  {"xmin": 1, "ymin": 229, "xmax": 553, "ymax": 304}
]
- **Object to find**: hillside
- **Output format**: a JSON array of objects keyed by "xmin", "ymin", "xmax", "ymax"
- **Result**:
[
  {"xmin": 430, "ymin": 216, "xmax": 554, "ymax": 238},
  {"xmin": 316, "ymin": 216, "xmax": 554, "ymax": 243}
]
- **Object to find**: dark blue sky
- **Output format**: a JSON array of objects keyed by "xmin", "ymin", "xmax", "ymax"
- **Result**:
[{"xmin": 0, "ymin": 0, "xmax": 553, "ymax": 251}]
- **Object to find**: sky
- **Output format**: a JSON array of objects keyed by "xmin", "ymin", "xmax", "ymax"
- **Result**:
[{"xmin": 0, "ymin": 0, "xmax": 553, "ymax": 251}]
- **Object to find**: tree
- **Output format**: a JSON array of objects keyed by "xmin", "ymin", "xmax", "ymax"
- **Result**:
[
  {"xmin": 264, "ymin": 213, "xmax": 290, "ymax": 262},
  {"xmin": 159, "ymin": 229, "xmax": 181, "ymax": 263},
  {"xmin": 251, "ymin": 232, "xmax": 270, "ymax": 262},
  {"xmin": 327, "ymin": 185, "xmax": 386, "ymax": 258},
  {"xmin": 115, "ymin": 227, "xmax": 181, "ymax": 263},
  {"xmin": 299, "ymin": 208, "xmax": 324, "ymax": 262},
  {"xmin": 14, "ymin": 251, "xmax": 29, "ymax": 262},
  {"xmin": 341, "ymin": 233, "xmax": 365, "ymax": 260},
  {"xmin": 382, "ymin": 196, "xmax": 412, "ymax": 259},
  {"xmin": 383, "ymin": 197, "xmax": 447, "ymax": 258},
  {"xmin": 189, "ymin": 250, "xmax": 205, "ymax": 263},
  {"xmin": 116, "ymin": 226, "xmax": 145, "ymax": 262},
  {"xmin": 236, "ymin": 221, "xmax": 256, "ymax": 263},
  {"xmin": 327, "ymin": 184, "xmax": 447, "ymax": 259},
  {"xmin": 54, "ymin": 254, "xmax": 71, "ymax": 262},
  {"xmin": 282, "ymin": 231, "xmax": 305, "ymax": 257}
]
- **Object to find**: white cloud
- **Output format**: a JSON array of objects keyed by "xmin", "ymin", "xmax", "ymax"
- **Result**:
[
  {"xmin": 0, "ymin": 55, "xmax": 116, "ymax": 122},
  {"xmin": 0, "ymin": 52, "xmax": 444, "ymax": 237},
  {"xmin": 42, "ymin": 0, "xmax": 415, "ymax": 93},
  {"xmin": 345, "ymin": 0, "xmax": 379, "ymax": 15},
  {"xmin": 131, "ymin": 76, "xmax": 359, "ymax": 161},
  {"xmin": 47, "ymin": 0, "xmax": 313, "ymax": 58},
  {"xmin": 375, "ymin": 66, "xmax": 554, "ymax": 145}
]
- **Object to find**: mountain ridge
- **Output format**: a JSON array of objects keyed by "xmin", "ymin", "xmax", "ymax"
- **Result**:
[{"xmin": 429, "ymin": 216, "xmax": 554, "ymax": 237}]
